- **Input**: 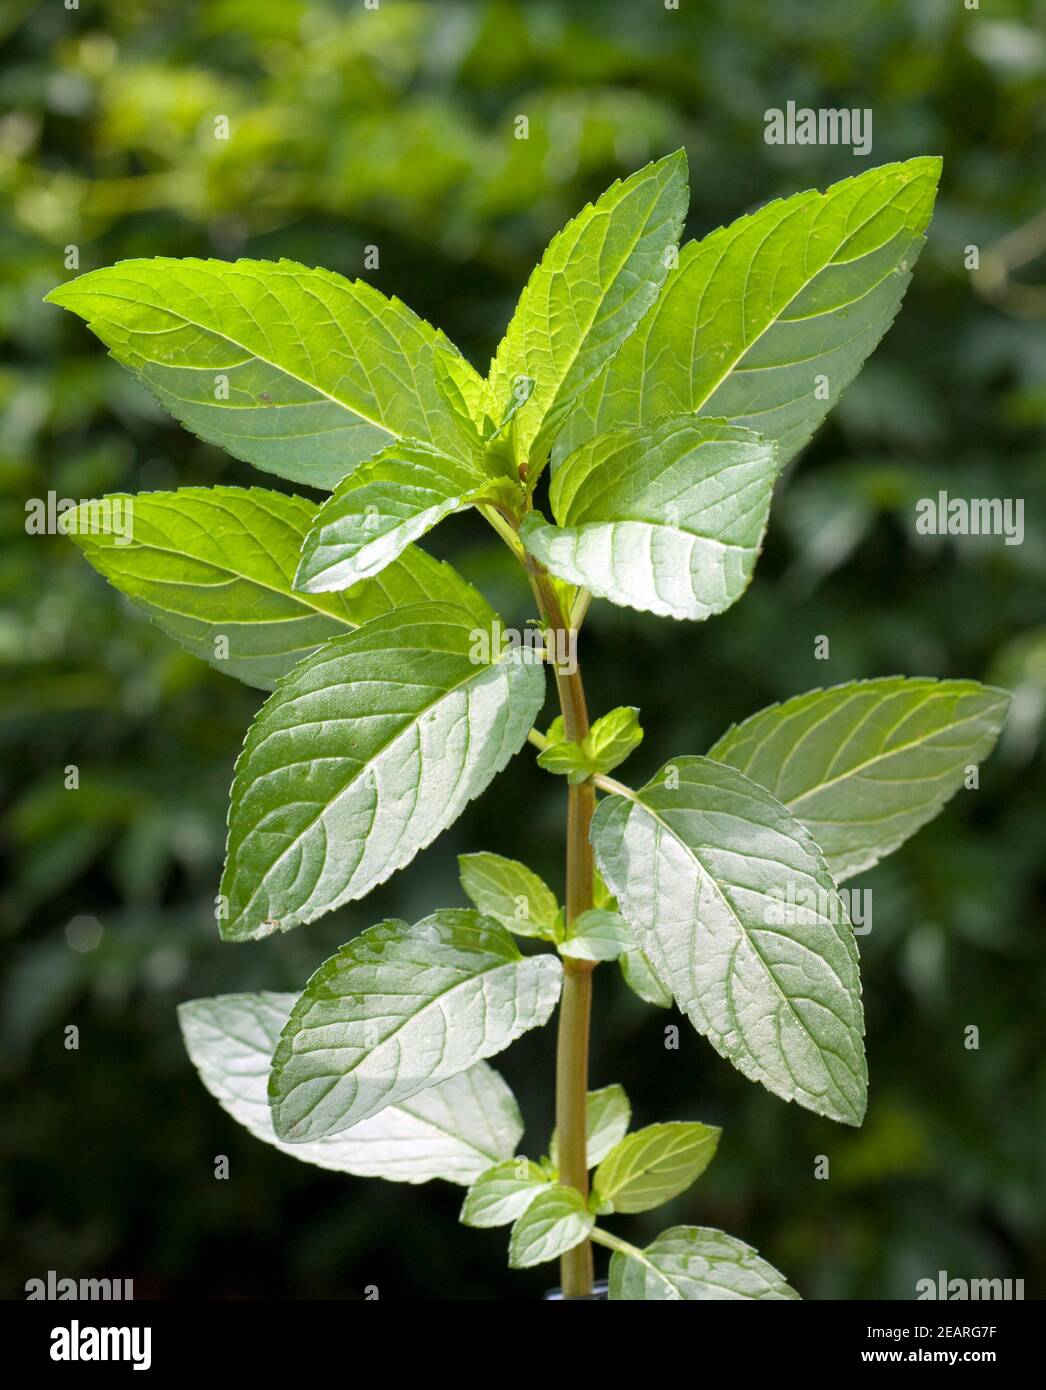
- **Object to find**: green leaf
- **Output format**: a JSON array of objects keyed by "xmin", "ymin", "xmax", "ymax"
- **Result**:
[
  {"xmin": 536, "ymin": 739, "xmax": 592, "ymax": 785},
  {"xmin": 47, "ymin": 258, "xmax": 479, "ymax": 489},
  {"xmin": 178, "ymin": 992, "xmax": 522, "ymax": 1184},
  {"xmin": 489, "ymin": 150, "xmax": 688, "ymax": 468},
  {"xmin": 220, "ymin": 601, "xmax": 546, "ymax": 940},
  {"xmin": 708, "ymin": 677, "xmax": 1011, "ymax": 882},
  {"xmin": 585, "ymin": 706, "xmax": 644, "ymax": 774},
  {"xmin": 551, "ymin": 1083, "xmax": 631, "ymax": 1168},
  {"xmin": 59, "ymin": 486, "xmax": 489, "ymax": 690},
  {"xmin": 608, "ymin": 1226, "xmax": 800, "ymax": 1300},
  {"xmin": 434, "ymin": 343, "xmax": 495, "ymax": 439},
  {"xmin": 458, "ymin": 852, "xmax": 561, "ymax": 942},
  {"xmin": 460, "ymin": 1157, "xmax": 554, "ymax": 1229},
  {"xmin": 559, "ymin": 908, "xmax": 632, "ymax": 962},
  {"xmin": 522, "ymin": 417, "xmax": 777, "ymax": 621},
  {"xmin": 269, "ymin": 910, "xmax": 562, "ymax": 1142},
  {"xmin": 593, "ymin": 1123, "xmax": 720, "ymax": 1214},
  {"xmin": 508, "ymin": 1187, "xmax": 594, "ymax": 1269},
  {"xmin": 591, "ymin": 756, "xmax": 867, "ymax": 1126},
  {"xmin": 592, "ymin": 866, "xmax": 618, "ymax": 911},
  {"xmin": 543, "ymin": 714, "xmax": 567, "ymax": 744},
  {"xmin": 619, "ymin": 949, "xmax": 672, "ymax": 1008},
  {"xmin": 555, "ymin": 157, "xmax": 941, "ymax": 470},
  {"xmin": 295, "ymin": 439, "xmax": 518, "ymax": 593}
]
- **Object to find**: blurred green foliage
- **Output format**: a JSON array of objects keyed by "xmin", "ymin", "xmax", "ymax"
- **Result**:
[{"xmin": 2, "ymin": 0, "xmax": 1044, "ymax": 1300}]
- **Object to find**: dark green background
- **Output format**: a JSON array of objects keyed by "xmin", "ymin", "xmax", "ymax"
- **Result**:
[{"xmin": 2, "ymin": 0, "xmax": 1044, "ymax": 1301}]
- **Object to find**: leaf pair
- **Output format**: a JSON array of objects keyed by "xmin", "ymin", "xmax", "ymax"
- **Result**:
[
  {"xmin": 458, "ymin": 848, "xmax": 637, "ymax": 965},
  {"xmin": 591, "ymin": 678, "xmax": 1011, "ymax": 1125}
]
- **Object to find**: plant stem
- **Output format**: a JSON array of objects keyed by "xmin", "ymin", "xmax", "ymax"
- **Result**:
[
  {"xmin": 476, "ymin": 501, "xmax": 526, "ymax": 561},
  {"xmin": 556, "ymin": 957, "xmax": 595, "ymax": 1295},
  {"xmin": 527, "ymin": 560, "xmax": 596, "ymax": 1297}
]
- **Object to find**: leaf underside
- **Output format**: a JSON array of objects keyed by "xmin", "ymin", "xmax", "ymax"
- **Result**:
[
  {"xmin": 220, "ymin": 601, "xmax": 546, "ymax": 940},
  {"xmin": 178, "ymin": 992, "xmax": 522, "ymax": 1184},
  {"xmin": 609, "ymin": 1226, "xmax": 800, "ymax": 1300},
  {"xmin": 460, "ymin": 1159, "xmax": 554, "ymax": 1229},
  {"xmin": 592, "ymin": 756, "xmax": 867, "ymax": 1125},
  {"xmin": 522, "ymin": 415, "xmax": 778, "ymax": 620},
  {"xmin": 295, "ymin": 438, "xmax": 498, "ymax": 593}
]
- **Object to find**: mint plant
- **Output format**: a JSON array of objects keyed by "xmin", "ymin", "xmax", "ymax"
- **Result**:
[{"xmin": 48, "ymin": 151, "xmax": 1010, "ymax": 1301}]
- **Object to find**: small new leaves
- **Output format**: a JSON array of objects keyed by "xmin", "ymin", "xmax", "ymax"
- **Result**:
[
  {"xmin": 295, "ymin": 439, "xmax": 519, "ymax": 594},
  {"xmin": 508, "ymin": 1187, "xmax": 594, "ymax": 1269},
  {"xmin": 620, "ymin": 948, "xmax": 673, "ymax": 1008},
  {"xmin": 592, "ymin": 867, "xmax": 618, "ymax": 911},
  {"xmin": 559, "ymin": 909, "xmax": 632, "ymax": 962},
  {"xmin": 433, "ymin": 344, "xmax": 495, "ymax": 442},
  {"xmin": 493, "ymin": 374, "xmax": 536, "ymax": 437},
  {"xmin": 608, "ymin": 1227, "xmax": 800, "ymax": 1301},
  {"xmin": 551, "ymin": 1084, "xmax": 631, "ymax": 1169},
  {"xmin": 538, "ymin": 706, "xmax": 644, "ymax": 784},
  {"xmin": 458, "ymin": 852, "xmax": 561, "ymax": 942},
  {"xmin": 460, "ymin": 1157, "xmax": 554, "ymax": 1229},
  {"xmin": 592, "ymin": 1122, "xmax": 720, "ymax": 1214},
  {"xmin": 586, "ymin": 705, "xmax": 645, "ymax": 774},
  {"xmin": 269, "ymin": 911, "xmax": 562, "ymax": 1142}
]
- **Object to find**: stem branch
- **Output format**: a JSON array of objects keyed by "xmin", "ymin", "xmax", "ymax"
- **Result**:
[{"xmin": 590, "ymin": 1227, "xmax": 644, "ymax": 1261}]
